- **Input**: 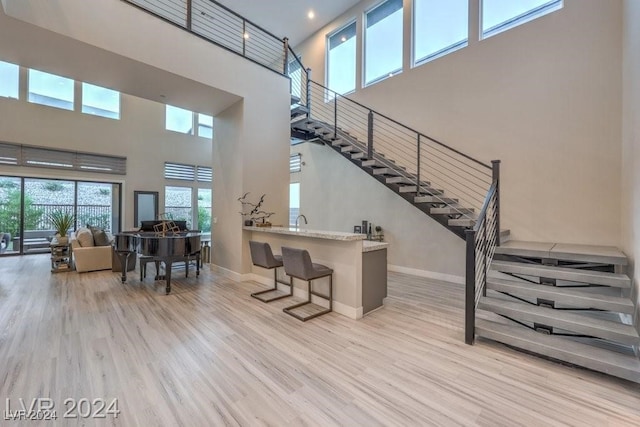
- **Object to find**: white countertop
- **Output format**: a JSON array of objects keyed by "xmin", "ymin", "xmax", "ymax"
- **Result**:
[
  {"xmin": 244, "ymin": 226, "xmax": 365, "ymax": 241},
  {"xmin": 362, "ymin": 241, "xmax": 389, "ymax": 252}
]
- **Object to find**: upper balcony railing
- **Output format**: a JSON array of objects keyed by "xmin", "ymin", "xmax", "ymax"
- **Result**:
[{"xmin": 123, "ymin": 0, "xmax": 289, "ymax": 75}]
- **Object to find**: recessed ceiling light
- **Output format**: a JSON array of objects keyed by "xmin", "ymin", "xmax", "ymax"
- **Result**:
[
  {"xmin": 341, "ymin": 36, "xmax": 347, "ymax": 42},
  {"xmin": 243, "ymin": 32, "xmax": 250, "ymax": 39},
  {"xmin": 308, "ymin": 10, "xmax": 315, "ymax": 19}
]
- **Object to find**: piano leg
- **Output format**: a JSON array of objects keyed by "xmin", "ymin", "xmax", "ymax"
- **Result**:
[
  {"xmin": 115, "ymin": 251, "xmax": 134, "ymax": 283},
  {"xmin": 165, "ymin": 260, "xmax": 173, "ymax": 295},
  {"xmin": 196, "ymin": 252, "xmax": 200, "ymax": 277}
]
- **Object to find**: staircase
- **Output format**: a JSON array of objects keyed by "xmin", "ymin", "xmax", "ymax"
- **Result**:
[
  {"xmin": 120, "ymin": 0, "xmax": 639, "ymax": 383},
  {"xmin": 289, "ymin": 83, "xmax": 499, "ymax": 240},
  {"xmin": 475, "ymin": 241, "xmax": 640, "ymax": 382}
]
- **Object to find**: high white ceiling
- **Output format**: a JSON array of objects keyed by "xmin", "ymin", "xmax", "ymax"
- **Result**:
[{"xmin": 215, "ymin": 0, "xmax": 362, "ymax": 46}]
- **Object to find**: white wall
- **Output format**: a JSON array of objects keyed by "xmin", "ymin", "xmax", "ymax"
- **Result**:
[
  {"xmin": 293, "ymin": 0, "xmax": 623, "ymax": 246},
  {"xmin": 622, "ymin": 0, "xmax": 640, "ymax": 320},
  {"xmin": 0, "ymin": 86, "xmax": 211, "ymax": 231},
  {"xmin": 1, "ymin": 0, "xmax": 292, "ymax": 275},
  {"xmin": 294, "ymin": 142, "xmax": 465, "ymax": 280}
]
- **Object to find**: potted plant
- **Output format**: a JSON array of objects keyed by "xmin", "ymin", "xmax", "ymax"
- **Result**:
[{"xmin": 48, "ymin": 210, "xmax": 75, "ymax": 245}]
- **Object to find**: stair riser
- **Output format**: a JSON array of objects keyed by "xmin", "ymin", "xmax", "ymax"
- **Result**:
[
  {"xmin": 478, "ymin": 302, "xmax": 639, "ymax": 345},
  {"xmin": 491, "ymin": 261, "xmax": 630, "ymax": 288},
  {"xmin": 476, "ymin": 327, "xmax": 640, "ymax": 383},
  {"xmin": 487, "ymin": 282, "xmax": 634, "ymax": 314}
]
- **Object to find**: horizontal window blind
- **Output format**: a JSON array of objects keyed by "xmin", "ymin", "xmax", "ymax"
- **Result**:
[
  {"xmin": 197, "ymin": 166, "xmax": 212, "ymax": 183},
  {"xmin": 0, "ymin": 141, "xmax": 126, "ymax": 174},
  {"xmin": 290, "ymin": 153, "xmax": 301, "ymax": 173},
  {"xmin": 0, "ymin": 142, "xmax": 21, "ymax": 165},
  {"xmin": 164, "ymin": 162, "xmax": 195, "ymax": 181}
]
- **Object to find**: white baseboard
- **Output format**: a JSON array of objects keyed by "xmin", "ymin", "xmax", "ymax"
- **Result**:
[
  {"xmin": 210, "ymin": 264, "xmax": 247, "ymax": 282},
  {"xmin": 387, "ymin": 264, "xmax": 464, "ymax": 285}
]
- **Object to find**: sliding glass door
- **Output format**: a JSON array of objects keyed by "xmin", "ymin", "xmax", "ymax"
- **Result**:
[
  {"xmin": 0, "ymin": 175, "xmax": 121, "ymax": 256},
  {"xmin": 0, "ymin": 177, "xmax": 22, "ymax": 255}
]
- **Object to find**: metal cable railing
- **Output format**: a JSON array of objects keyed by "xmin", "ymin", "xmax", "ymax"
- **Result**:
[
  {"xmin": 123, "ymin": 0, "xmax": 288, "ymax": 74},
  {"xmin": 464, "ymin": 167, "xmax": 500, "ymax": 345},
  {"xmin": 305, "ymin": 79, "xmax": 495, "ymax": 220}
]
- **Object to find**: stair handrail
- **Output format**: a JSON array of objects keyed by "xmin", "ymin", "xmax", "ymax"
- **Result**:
[
  {"xmin": 300, "ymin": 78, "xmax": 495, "ymax": 221},
  {"xmin": 122, "ymin": 0, "xmax": 290, "ymax": 74},
  {"xmin": 464, "ymin": 160, "xmax": 501, "ymax": 344},
  {"xmin": 297, "ymin": 78, "xmax": 491, "ymax": 170}
]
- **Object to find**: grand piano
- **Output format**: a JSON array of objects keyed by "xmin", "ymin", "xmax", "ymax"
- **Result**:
[{"xmin": 114, "ymin": 221, "xmax": 202, "ymax": 294}]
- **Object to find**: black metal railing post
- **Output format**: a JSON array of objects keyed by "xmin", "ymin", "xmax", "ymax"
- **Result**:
[
  {"xmin": 416, "ymin": 134, "xmax": 421, "ymax": 196},
  {"xmin": 186, "ymin": 0, "xmax": 192, "ymax": 30},
  {"xmin": 465, "ymin": 228, "xmax": 477, "ymax": 345},
  {"xmin": 482, "ymin": 215, "xmax": 487, "ymax": 297},
  {"xmin": 334, "ymin": 97, "xmax": 338, "ymax": 140},
  {"xmin": 283, "ymin": 37, "xmax": 289, "ymax": 75},
  {"xmin": 306, "ymin": 68, "xmax": 312, "ymax": 119},
  {"xmin": 492, "ymin": 160, "xmax": 501, "ymax": 246},
  {"xmin": 367, "ymin": 110, "xmax": 374, "ymax": 159}
]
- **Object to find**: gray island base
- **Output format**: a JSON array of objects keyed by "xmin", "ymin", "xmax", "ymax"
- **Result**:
[{"xmin": 244, "ymin": 226, "xmax": 388, "ymax": 319}]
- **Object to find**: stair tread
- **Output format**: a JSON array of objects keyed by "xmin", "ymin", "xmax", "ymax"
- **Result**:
[
  {"xmin": 414, "ymin": 196, "xmax": 458, "ymax": 204},
  {"xmin": 431, "ymin": 207, "xmax": 474, "ymax": 215},
  {"xmin": 487, "ymin": 278, "xmax": 634, "ymax": 313},
  {"xmin": 478, "ymin": 297, "xmax": 639, "ymax": 344},
  {"xmin": 490, "ymin": 260, "xmax": 631, "ymax": 288},
  {"xmin": 495, "ymin": 241, "xmax": 628, "ymax": 266},
  {"xmin": 449, "ymin": 218, "xmax": 476, "ymax": 227},
  {"xmin": 475, "ymin": 319, "xmax": 640, "ymax": 382}
]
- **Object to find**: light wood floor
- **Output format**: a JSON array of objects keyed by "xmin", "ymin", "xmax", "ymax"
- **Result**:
[{"xmin": 1, "ymin": 255, "xmax": 639, "ymax": 426}]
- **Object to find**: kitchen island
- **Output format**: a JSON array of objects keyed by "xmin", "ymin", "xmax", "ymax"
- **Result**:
[{"xmin": 243, "ymin": 226, "xmax": 388, "ymax": 319}]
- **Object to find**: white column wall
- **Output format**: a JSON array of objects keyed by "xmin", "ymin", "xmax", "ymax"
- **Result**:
[{"xmin": 622, "ymin": 0, "xmax": 640, "ymax": 323}]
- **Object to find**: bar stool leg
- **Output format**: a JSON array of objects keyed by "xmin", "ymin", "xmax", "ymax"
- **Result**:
[{"xmin": 251, "ymin": 267, "xmax": 293, "ymax": 302}]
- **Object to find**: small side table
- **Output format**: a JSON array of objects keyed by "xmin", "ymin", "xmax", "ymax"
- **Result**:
[{"xmin": 51, "ymin": 242, "xmax": 73, "ymax": 273}]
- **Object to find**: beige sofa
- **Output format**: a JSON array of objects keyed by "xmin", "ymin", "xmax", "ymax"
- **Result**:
[{"xmin": 71, "ymin": 228, "xmax": 113, "ymax": 272}]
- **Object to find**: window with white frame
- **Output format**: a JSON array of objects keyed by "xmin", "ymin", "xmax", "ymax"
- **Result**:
[
  {"xmin": 82, "ymin": 83, "xmax": 120, "ymax": 119},
  {"xmin": 197, "ymin": 188, "xmax": 212, "ymax": 233},
  {"xmin": 197, "ymin": 113, "xmax": 213, "ymax": 139},
  {"xmin": 289, "ymin": 182, "xmax": 300, "ymax": 227},
  {"xmin": 413, "ymin": 0, "xmax": 468, "ymax": 66},
  {"xmin": 164, "ymin": 185, "xmax": 193, "ymax": 228},
  {"xmin": 28, "ymin": 69, "xmax": 74, "ymax": 111},
  {"xmin": 365, "ymin": 0, "xmax": 403, "ymax": 86},
  {"xmin": 166, "ymin": 105, "xmax": 194, "ymax": 134},
  {"xmin": 0, "ymin": 61, "xmax": 19, "ymax": 99},
  {"xmin": 327, "ymin": 21, "xmax": 357, "ymax": 96},
  {"xmin": 164, "ymin": 163, "xmax": 212, "ymax": 231},
  {"xmin": 481, "ymin": 0, "xmax": 563, "ymax": 39}
]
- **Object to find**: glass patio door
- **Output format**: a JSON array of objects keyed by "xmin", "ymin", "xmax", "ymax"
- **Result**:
[{"xmin": 0, "ymin": 177, "xmax": 22, "ymax": 255}]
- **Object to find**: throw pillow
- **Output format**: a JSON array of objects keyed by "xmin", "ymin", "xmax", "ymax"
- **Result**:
[
  {"xmin": 76, "ymin": 228, "xmax": 95, "ymax": 247},
  {"xmin": 93, "ymin": 230, "xmax": 111, "ymax": 247}
]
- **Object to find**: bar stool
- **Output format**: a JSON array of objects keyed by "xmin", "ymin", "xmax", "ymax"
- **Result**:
[
  {"xmin": 281, "ymin": 246, "xmax": 333, "ymax": 321},
  {"xmin": 249, "ymin": 241, "xmax": 292, "ymax": 302}
]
